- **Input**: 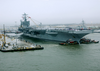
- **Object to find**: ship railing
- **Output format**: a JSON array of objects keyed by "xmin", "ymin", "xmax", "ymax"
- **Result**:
[
  {"xmin": 69, "ymin": 29, "xmax": 93, "ymax": 34},
  {"xmin": 52, "ymin": 29, "xmax": 93, "ymax": 33},
  {"xmin": 29, "ymin": 28, "xmax": 46, "ymax": 32},
  {"xmin": 28, "ymin": 27, "xmax": 93, "ymax": 33},
  {"xmin": 49, "ymin": 28, "xmax": 74, "ymax": 33}
]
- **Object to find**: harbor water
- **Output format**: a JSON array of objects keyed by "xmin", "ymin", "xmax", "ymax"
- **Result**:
[{"xmin": 0, "ymin": 33, "xmax": 100, "ymax": 71}]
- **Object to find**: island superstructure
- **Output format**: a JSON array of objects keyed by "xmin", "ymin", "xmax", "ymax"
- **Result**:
[{"xmin": 18, "ymin": 13, "xmax": 94, "ymax": 44}]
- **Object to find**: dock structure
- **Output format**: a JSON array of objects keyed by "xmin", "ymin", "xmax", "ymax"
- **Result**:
[{"xmin": 0, "ymin": 46, "xmax": 44, "ymax": 52}]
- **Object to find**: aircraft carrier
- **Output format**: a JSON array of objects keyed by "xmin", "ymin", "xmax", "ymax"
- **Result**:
[{"xmin": 18, "ymin": 13, "xmax": 95, "ymax": 43}]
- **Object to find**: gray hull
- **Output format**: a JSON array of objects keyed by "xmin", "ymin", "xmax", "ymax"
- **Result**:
[{"xmin": 22, "ymin": 31, "xmax": 89, "ymax": 42}]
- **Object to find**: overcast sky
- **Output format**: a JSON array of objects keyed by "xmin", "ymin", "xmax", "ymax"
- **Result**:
[{"xmin": 0, "ymin": 0, "xmax": 100, "ymax": 26}]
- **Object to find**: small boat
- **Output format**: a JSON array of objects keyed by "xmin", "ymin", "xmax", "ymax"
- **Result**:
[
  {"xmin": 80, "ymin": 38, "xmax": 99, "ymax": 44},
  {"xmin": 91, "ymin": 40, "xmax": 99, "ymax": 43},
  {"xmin": 59, "ymin": 39, "xmax": 79, "ymax": 45}
]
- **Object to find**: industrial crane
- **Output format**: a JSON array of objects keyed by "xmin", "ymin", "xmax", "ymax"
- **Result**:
[{"xmin": 27, "ymin": 16, "xmax": 38, "ymax": 27}]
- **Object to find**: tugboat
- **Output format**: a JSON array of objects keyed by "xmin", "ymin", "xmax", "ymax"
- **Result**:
[
  {"xmin": 59, "ymin": 39, "xmax": 79, "ymax": 45},
  {"xmin": 59, "ymin": 38, "xmax": 99, "ymax": 45},
  {"xmin": 80, "ymin": 38, "xmax": 99, "ymax": 44}
]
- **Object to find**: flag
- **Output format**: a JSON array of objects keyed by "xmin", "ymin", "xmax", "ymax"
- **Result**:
[{"xmin": 29, "ymin": 17, "xmax": 31, "ymax": 18}]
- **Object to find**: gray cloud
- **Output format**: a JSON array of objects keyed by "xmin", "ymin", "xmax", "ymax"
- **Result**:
[{"xmin": 0, "ymin": 0, "xmax": 100, "ymax": 26}]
